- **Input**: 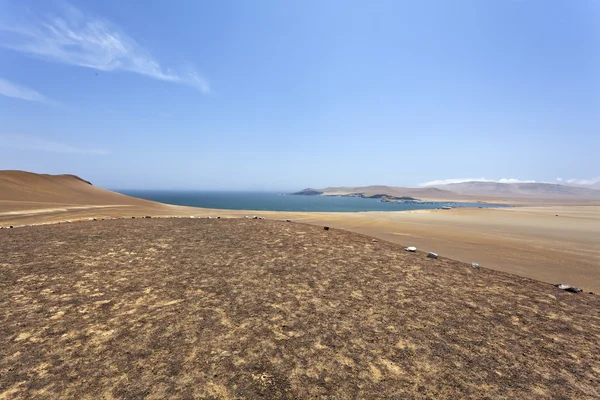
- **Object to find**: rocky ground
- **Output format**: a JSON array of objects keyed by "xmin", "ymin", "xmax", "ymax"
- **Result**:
[{"xmin": 1, "ymin": 219, "xmax": 599, "ymax": 399}]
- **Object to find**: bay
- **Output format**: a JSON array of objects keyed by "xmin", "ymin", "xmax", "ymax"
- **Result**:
[{"xmin": 117, "ymin": 190, "xmax": 509, "ymax": 212}]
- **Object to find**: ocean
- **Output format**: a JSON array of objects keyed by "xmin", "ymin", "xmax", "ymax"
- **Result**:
[{"xmin": 117, "ymin": 191, "xmax": 509, "ymax": 212}]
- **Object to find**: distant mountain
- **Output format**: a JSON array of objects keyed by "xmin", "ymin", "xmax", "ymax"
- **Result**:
[
  {"xmin": 565, "ymin": 181, "xmax": 600, "ymax": 191},
  {"xmin": 432, "ymin": 181, "xmax": 600, "ymax": 198},
  {"xmin": 292, "ymin": 182, "xmax": 600, "ymax": 203}
]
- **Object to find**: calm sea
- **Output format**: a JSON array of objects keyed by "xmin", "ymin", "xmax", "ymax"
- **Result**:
[{"xmin": 117, "ymin": 191, "xmax": 509, "ymax": 212}]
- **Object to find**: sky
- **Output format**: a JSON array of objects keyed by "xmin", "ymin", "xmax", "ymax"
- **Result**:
[{"xmin": 0, "ymin": 0, "xmax": 598, "ymax": 190}]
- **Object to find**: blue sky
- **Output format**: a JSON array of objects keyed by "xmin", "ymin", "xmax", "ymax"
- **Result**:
[{"xmin": 0, "ymin": 0, "xmax": 598, "ymax": 190}]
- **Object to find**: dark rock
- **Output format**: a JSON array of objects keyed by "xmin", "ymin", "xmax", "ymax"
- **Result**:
[
  {"xmin": 427, "ymin": 252, "xmax": 438, "ymax": 259},
  {"xmin": 555, "ymin": 284, "xmax": 582, "ymax": 293},
  {"xmin": 324, "ymin": 226, "xmax": 330, "ymax": 231}
]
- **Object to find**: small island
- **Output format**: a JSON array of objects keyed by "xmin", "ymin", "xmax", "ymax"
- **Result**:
[
  {"xmin": 379, "ymin": 195, "xmax": 420, "ymax": 203},
  {"xmin": 291, "ymin": 188, "xmax": 420, "ymax": 203}
]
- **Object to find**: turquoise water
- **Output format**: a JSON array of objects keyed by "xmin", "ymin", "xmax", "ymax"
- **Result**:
[{"xmin": 118, "ymin": 191, "xmax": 509, "ymax": 212}]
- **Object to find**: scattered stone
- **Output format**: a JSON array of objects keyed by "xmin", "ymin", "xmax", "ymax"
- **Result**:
[
  {"xmin": 217, "ymin": 216, "xmax": 221, "ymax": 219},
  {"xmin": 372, "ymin": 239, "xmax": 378, "ymax": 243},
  {"xmin": 190, "ymin": 216, "xmax": 195, "ymax": 218},
  {"xmin": 66, "ymin": 220, "xmax": 71, "ymax": 223},
  {"xmin": 286, "ymin": 219, "xmax": 292, "ymax": 222},
  {"xmin": 427, "ymin": 252, "xmax": 438, "ymax": 259},
  {"xmin": 253, "ymin": 216, "xmax": 258, "ymax": 219},
  {"xmin": 145, "ymin": 216, "xmax": 151, "ymax": 219},
  {"xmin": 472, "ymin": 263, "xmax": 480, "ymax": 269},
  {"xmin": 9, "ymin": 225, "xmax": 14, "ymax": 228},
  {"xmin": 405, "ymin": 246, "xmax": 417, "ymax": 252},
  {"xmin": 244, "ymin": 216, "xmax": 249, "ymax": 219},
  {"xmin": 324, "ymin": 226, "xmax": 330, "ymax": 231},
  {"xmin": 132, "ymin": 216, "xmax": 136, "ymax": 219},
  {"xmin": 555, "ymin": 284, "xmax": 582, "ymax": 293}
]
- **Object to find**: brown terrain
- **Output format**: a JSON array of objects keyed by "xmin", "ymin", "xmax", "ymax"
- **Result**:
[
  {"xmin": 2, "ymin": 170, "xmax": 600, "ymax": 397},
  {"xmin": 2, "ymin": 218, "xmax": 600, "ymax": 399},
  {"xmin": 2, "ymin": 171, "xmax": 599, "ymax": 292}
]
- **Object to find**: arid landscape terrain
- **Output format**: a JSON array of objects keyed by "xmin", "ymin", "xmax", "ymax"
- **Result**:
[
  {"xmin": 2, "ymin": 171, "xmax": 600, "ymax": 398},
  {"xmin": 2, "ymin": 218, "xmax": 600, "ymax": 398},
  {"xmin": 2, "ymin": 171, "xmax": 600, "ymax": 292}
]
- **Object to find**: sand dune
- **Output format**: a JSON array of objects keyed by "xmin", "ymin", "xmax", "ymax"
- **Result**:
[{"xmin": 0, "ymin": 170, "xmax": 160, "ymax": 208}]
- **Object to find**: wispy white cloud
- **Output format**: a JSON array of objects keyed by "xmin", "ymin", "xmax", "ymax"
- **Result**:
[
  {"xmin": 0, "ymin": 77, "xmax": 48, "ymax": 102},
  {"xmin": 420, "ymin": 178, "xmax": 537, "ymax": 187},
  {"xmin": 0, "ymin": 134, "xmax": 110, "ymax": 155},
  {"xmin": 562, "ymin": 177, "xmax": 600, "ymax": 186},
  {"xmin": 0, "ymin": 3, "xmax": 209, "ymax": 93}
]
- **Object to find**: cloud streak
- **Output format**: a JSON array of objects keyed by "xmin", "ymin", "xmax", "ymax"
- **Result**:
[
  {"xmin": 420, "ymin": 178, "xmax": 537, "ymax": 187},
  {"xmin": 0, "ymin": 134, "xmax": 110, "ymax": 155},
  {"xmin": 0, "ymin": 4, "xmax": 209, "ymax": 93},
  {"xmin": 0, "ymin": 77, "xmax": 48, "ymax": 103}
]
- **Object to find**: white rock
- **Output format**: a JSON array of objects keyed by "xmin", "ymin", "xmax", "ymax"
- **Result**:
[{"xmin": 406, "ymin": 246, "xmax": 417, "ymax": 252}]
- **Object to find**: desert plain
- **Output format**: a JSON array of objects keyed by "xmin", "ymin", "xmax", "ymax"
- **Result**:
[{"xmin": 1, "ymin": 171, "xmax": 600, "ymax": 398}]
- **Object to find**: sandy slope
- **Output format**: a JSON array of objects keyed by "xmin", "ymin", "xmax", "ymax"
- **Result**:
[
  {"xmin": 2, "ymin": 219, "xmax": 599, "ymax": 398},
  {"xmin": 2, "ymin": 171, "xmax": 599, "ymax": 292}
]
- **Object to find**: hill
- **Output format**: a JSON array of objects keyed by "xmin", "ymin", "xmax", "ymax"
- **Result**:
[
  {"xmin": 434, "ymin": 181, "xmax": 600, "ymax": 198},
  {"xmin": 0, "ymin": 170, "xmax": 158, "ymax": 206},
  {"xmin": 0, "ymin": 170, "xmax": 181, "ymax": 223},
  {"xmin": 1, "ymin": 218, "xmax": 599, "ymax": 398},
  {"xmin": 293, "ymin": 182, "xmax": 600, "ymax": 203}
]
